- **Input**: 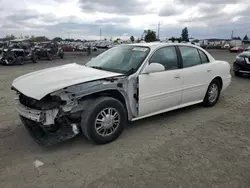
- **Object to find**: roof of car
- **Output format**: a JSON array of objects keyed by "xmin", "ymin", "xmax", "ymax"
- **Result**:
[{"xmin": 119, "ymin": 42, "xmax": 200, "ymax": 50}]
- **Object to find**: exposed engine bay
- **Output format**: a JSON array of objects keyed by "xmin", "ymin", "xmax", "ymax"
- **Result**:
[{"xmin": 13, "ymin": 76, "xmax": 138, "ymax": 146}]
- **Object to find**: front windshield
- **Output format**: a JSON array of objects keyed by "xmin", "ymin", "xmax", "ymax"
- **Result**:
[{"xmin": 85, "ymin": 45, "xmax": 150, "ymax": 74}]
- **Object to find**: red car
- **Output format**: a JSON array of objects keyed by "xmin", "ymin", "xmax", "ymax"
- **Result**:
[
  {"xmin": 229, "ymin": 46, "xmax": 244, "ymax": 53},
  {"xmin": 61, "ymin": 45, "xmax": 75, "ymax": 52}
]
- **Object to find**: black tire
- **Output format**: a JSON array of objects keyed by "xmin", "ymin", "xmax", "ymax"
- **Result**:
[
  {"xmin": 81, "ymin": 97, "xmax": 127, "ymax": 144},
  {"xmin": 47, "ymin": 52, "xmax": 52, "ymax": 61},
  {"xmin": 234, "ymin": 71, "xmax": 242, "ymax": 77},
  {"xmin": 59, "ymin": 53, "xmax": 64, "ymax": 59},
  {"xmin": 16, "ymin": 56, "xmax": 24, "ymax": 65},
  {"xmin": 202, "ymin": 79, "xmax": 221, "ymax": 107},
  {"xmin": 32, "ymin": 55, "xmax": 38, "ymax": 63}
]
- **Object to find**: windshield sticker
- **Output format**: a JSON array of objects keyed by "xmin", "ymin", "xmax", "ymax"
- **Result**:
[{"xmin": 132, "ymin": 47, "xmax": 148, "ymax": 52}]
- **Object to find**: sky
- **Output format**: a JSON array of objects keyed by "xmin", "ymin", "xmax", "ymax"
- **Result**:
[{"xmin": 0, "ymin": 0, "xmax": 250, "ymax": 40}]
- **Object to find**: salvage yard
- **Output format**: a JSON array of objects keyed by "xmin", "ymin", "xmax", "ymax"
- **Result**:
[{"xmin": 0, "ymin": 49, "xmax": 250, "ymax": 188}]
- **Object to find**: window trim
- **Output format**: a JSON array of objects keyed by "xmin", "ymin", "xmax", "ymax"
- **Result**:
[
  {"xmin": 148, "ymin": 46, "xmax": 181, "ymax": 71},
  {"xmin": 198, "ymin": 49, "xmax": 210, "ymax": 64},
  {"xmin": 177, "ymin": 46, "xmax": 204, "ymax": 68}
]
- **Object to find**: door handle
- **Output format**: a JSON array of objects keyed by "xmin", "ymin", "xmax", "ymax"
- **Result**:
[{"xmin": 207, "ymin": 69, "xmax": 212, "ymax": 72}]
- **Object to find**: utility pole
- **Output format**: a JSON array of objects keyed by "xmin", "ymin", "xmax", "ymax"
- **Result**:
[
  {"xmin": 100, "ymin": 27, "xmax": 102, "ymax": 40},
  {"xmin": 231, "ymin": 30, "xmax": 234, "ymax": 39},
  {"xmin": 157, "ymin": 22, "xmax": 161, "ymax": 40}
]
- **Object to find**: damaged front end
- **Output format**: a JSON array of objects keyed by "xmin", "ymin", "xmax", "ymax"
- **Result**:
[
  {"xmin": 15, "ymin": 93, "xmax": 81, "ymax": 146},
  {"xmin": 13, "ymin": 75, "xmax": 138, "ymax": 146}
]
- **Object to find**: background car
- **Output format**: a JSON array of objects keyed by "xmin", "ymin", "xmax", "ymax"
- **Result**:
[
  {"xmin": 233, "ymin": 51, "xmax": 250, "ymax": 76},
  {"xmin": 229, "ymin": 46, "xmax": 244, "ymax": 53},
  {"xmin": 34, "ymin": 41, "xmax": 64, "ymax": 60},
  {"xmin": 0, "ymin": 39, "xmax": 37, "ymax": 65}
]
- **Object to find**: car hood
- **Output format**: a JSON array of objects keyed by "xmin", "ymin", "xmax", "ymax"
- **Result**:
[
  {"xmin": 239, "ymin": 51, "xmax": 250, "ymax": 58},
  {"xmin": 12, "ymin": 63, "xmax": 123, "ymax": 100}
]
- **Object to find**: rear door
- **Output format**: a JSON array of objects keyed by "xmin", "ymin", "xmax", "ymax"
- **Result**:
[{"xmin": 178, "ymin": 46, "xmax": 213, "ymax": 104}]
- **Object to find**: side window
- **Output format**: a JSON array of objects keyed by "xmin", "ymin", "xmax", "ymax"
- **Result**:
[
  {"xmin": 198, "ymin": 50, "xmax": 209, "ymax": 63},
  {"xmin": 179, "ymin": 46, "xmax": 201, "ymax": 68},
  {"xmin": 149, "ymin": 47, "xmax": 178, "ymax": 70}
]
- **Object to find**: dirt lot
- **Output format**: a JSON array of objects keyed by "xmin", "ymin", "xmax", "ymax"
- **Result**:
[{"xmin": 0, "ymin": 49, "xmax": 249, "ymax": 188}]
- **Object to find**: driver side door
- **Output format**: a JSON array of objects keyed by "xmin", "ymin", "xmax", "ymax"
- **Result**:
[{"xmin": 138, "ymin": 46, "xmax": 183, "ymax": 117}]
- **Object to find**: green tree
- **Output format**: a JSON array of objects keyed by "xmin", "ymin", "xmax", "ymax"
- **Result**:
[
  {"xmin": 130, "ymin": 36, "xmax": 135, "ymax": 43},
  {"xmin": 52, "ymin": 37, "xmax": 63, "ymax": 42},
  {"xmin": 30, "ymin": 36, "xmax": 50, "ymax": 42},
  {"xmin": 5, "ymin": 34, "xmax": 16, "ymax": 40},
  {"xmin": 144, "ymin": 29, "xmax": 157, "ymax": 42},
  {"xmin": 181, "ymin": 27, "xmax": 189, "ymax": 42},
  {"xmin": 243, "ymin": 35, "xmax": 249, "ymax": 41}
]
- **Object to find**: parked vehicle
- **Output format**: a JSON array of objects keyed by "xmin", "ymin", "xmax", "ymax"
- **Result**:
[
  {"xmin": 0, "ymin": 39, "xmax": 37, "ymax": 65},
  {"xmin": 34, "ymin": 41, "xmax": 64, "ymax": 60},
  {"xmin": 61, "ymin": 45, "xmax": 75, "ymax": 52},
  {"xmin": 229, "ymin": 46, "xmax": 244, "ymax": 53},
  {"xmin": 244, "ymin": 46, "xmax": 250, "ymax": 51},
  {"xmin": 0, "ymin": 41, "xmax": 8, "ymax": 54},
  {"xmin": 11, "ymin": 43, "xmax": 231, "ymax": 146},
  {"xmin": 233, "ymin": 51, "xmax": 250, "ymax": 76}
]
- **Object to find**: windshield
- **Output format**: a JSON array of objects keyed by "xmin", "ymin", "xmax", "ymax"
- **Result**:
[{"xmin": 85, "ymin": 45, "xmax": 150, "ymax": 74}]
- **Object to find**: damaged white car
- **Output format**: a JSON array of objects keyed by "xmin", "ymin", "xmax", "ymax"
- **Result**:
[{"xmin": 11, "ymin": 43, "xmax": 231, "ymax": 146}]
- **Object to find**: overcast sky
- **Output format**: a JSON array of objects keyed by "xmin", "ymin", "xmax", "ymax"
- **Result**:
[{"xmin": 0, "ymin": 0, "xmax": 250, "ymax": 40}]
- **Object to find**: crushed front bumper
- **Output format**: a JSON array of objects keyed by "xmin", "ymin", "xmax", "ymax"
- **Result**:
[
  {"xmin": 15, "ymin": 100, "xmax": 59, "ymax": 125},
  {"xmin": 16, "ymin": 101, "xmax": 44, "ymax": 122}
]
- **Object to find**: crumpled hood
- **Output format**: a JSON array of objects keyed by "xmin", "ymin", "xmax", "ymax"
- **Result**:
[{"xmin": 12, "ymin": 63, "xmax": 122, "ymax": 100}]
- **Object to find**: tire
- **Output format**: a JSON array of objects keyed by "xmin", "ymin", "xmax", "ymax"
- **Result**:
[
  {"xmin": 47, "ymin": 52, "xmax": 52, "ymax": 61},
  {"xmin": 81, "ymin": 97, "xmax": 127, "ymax": 144},
  {"xmin": 202, "ymin": 79, "xmax": 221, "ymax": 107},
  {"xmin": 234, "ymin": 71, "xmax": 242, "ymax": 77},
  {"xmin": 59, "ymin": 53, "xmax": 64, "ymax": 59},
  {"xmin": 16, "ymin": 56, "xmax": 24, "ymax": 65},
  {"xmin": 32, "ymin": 55, "xmax": 38, "ymax": 63}
]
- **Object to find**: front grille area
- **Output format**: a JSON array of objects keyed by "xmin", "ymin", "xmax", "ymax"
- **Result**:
[{"xmin": 19, "ymin": 94, "xmax": 39, "ymax": 109}]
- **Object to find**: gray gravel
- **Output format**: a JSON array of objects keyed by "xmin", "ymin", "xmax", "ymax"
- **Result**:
[{"xmin": 0, "ymin": 49, "xmax": 250, "ymax": 188}]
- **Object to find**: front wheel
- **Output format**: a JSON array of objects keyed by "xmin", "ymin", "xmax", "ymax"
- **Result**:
[
  {"xmin": 202, "ymin": 79, "xmax": 221, "ymax": 107},
  {"xmin": 81, "ymin": 97, "xmax": 127, "ymax": 144}
]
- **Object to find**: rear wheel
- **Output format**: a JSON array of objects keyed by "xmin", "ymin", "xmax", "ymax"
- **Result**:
[
  {"xmin": 47, "ymin": 52, "xmax": 52, "ymax": 61},
  {"xmin": 202, "ymin": 79, "xmax": 221, "ymax": 107},
  {"xmin": 16, "ymin": 56, "xmax": 24, "ymax": 65},
  {"xmin": 81, "ymin": 97, "xmax": 127, "ymax": 144},
  {"xmin": 59, "ymin": 53, "xmax": 64, "ymax": 59},
  {"xmin": 32, "ymin": 55, "xmax": 38, "ymax": 63}
]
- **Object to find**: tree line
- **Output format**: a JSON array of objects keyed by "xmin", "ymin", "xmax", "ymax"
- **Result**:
[{"xmin": 129, "ymin": 27, "xmax": 190, "ymax": 43}]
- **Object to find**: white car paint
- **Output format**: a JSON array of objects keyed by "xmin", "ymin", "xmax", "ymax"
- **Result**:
[
  {"xmin": 12, "ymin": 63, "xmax": 122, "ymax": 100},
  {"xmin": 12, "ymin": 42, "xmax": 231, "ymax": 122},
  {"xmin": 132, "ymin": 43, "xmax": 231, "ymax": 120}
]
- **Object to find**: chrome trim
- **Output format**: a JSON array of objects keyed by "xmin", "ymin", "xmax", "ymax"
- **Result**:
[{"xmin": 239, "ymin": 70, "xmax": 250, "ymax": 73}]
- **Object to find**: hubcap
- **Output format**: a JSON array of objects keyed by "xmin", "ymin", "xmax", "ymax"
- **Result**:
[
  {"xmin": 95, "ymin": 108, "xmax": 120, "ymax": 137},
  {"xmin": 208, "ymin": 83, "xmax": 219, "ymax": 103}
]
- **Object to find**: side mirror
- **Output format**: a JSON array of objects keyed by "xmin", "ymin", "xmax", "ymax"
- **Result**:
[{"xmin": 142, "ymin": 63, "xmax": 165, "ymax": 74}]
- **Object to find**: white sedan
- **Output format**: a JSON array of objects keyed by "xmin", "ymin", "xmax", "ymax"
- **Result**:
[{"xmin": 11, "ymin": 43, "xmax": 231, "ymax": 146}]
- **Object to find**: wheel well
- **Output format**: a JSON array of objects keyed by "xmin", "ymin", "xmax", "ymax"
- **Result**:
[
  {"xmin": 81, "ymin": 90, "xmax": 127, "ymax": 111},
  {"xmin": 213, "ymin": 76, "xmax": 223, "ymax": 90}
]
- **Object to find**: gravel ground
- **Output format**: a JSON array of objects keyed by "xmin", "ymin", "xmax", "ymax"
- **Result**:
[{"xmin": 0, "ymin": 49, "xmax": 249, "ymax": 188}]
